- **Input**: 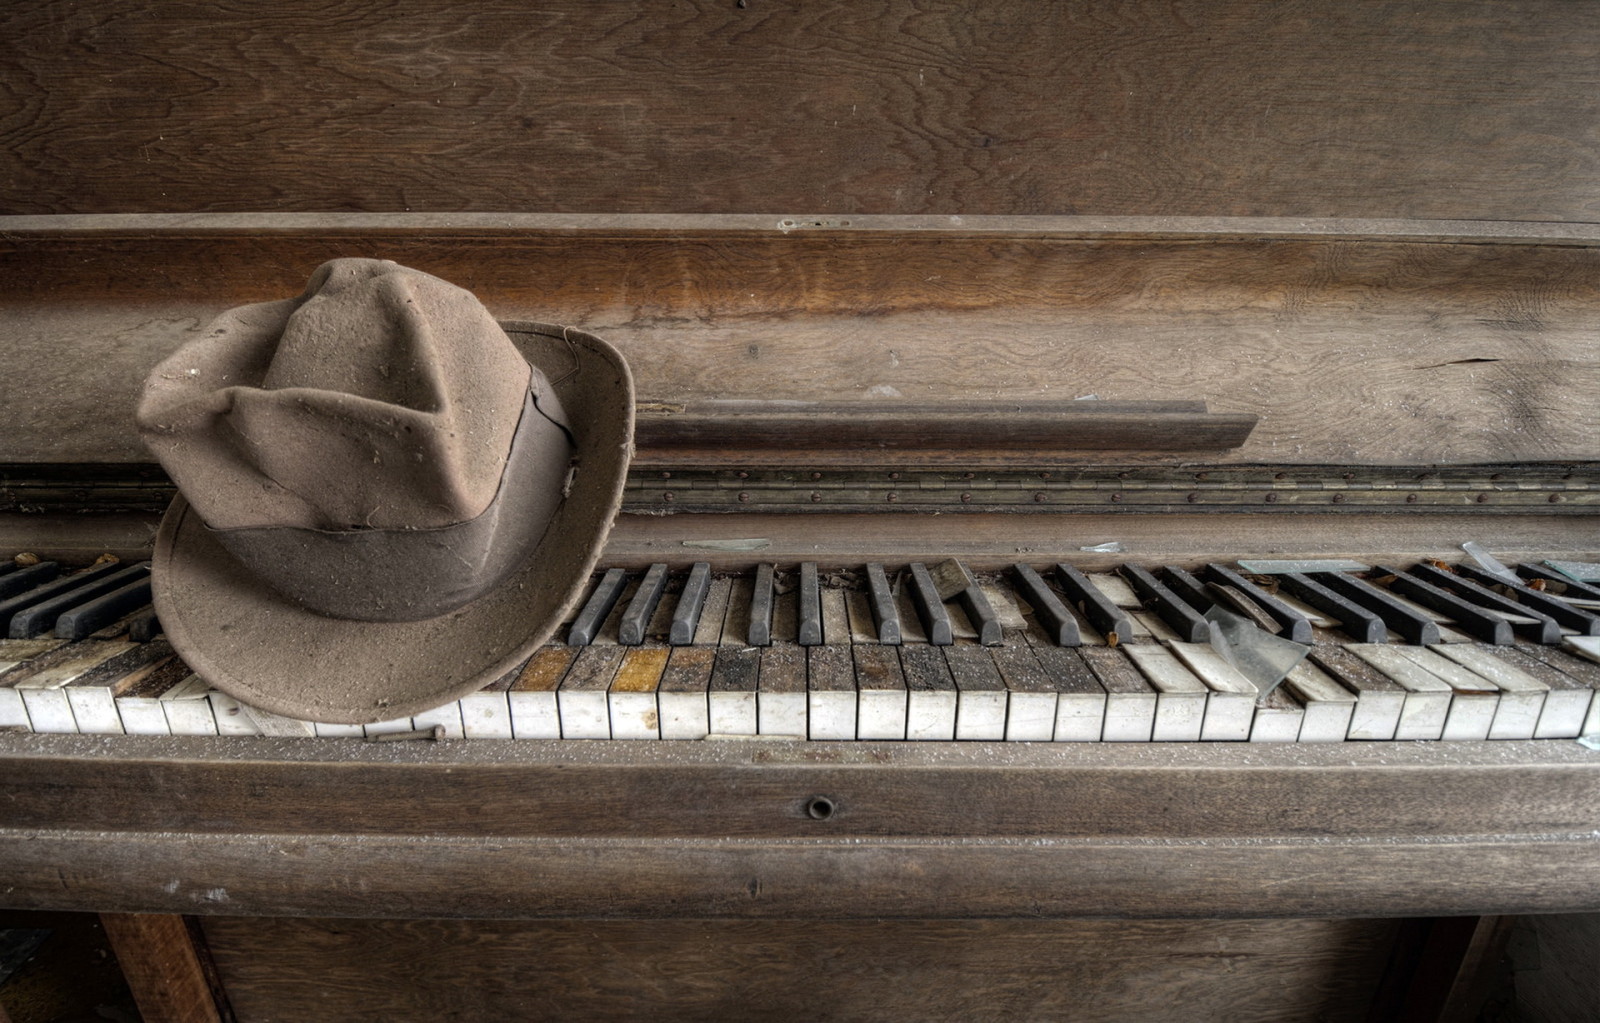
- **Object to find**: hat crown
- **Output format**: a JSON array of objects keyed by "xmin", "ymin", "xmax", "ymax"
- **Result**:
[{"xmin": 139, "ymin": 258, "xmax": 540, "ymax": 532}]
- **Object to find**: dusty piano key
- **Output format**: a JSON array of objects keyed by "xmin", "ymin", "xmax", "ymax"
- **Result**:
[
  {"xmin": 210, "ymin": 690, "xmax": 264, "ymax": 736},
  {"xmin": 1493, "ymin": 646, "xmax": 1594, "ymax": 738},
  {"xmin": 899, "ymin": 643, "xmax": 956, "ymax": 740},
  {"xmin": 1387, "ymin": 647, "xmax": 1499, "ymax": 741},
  {"xmin": 1516, "ymin": 563, "xmax": 1600, "ymax": 602},
  {"xmin": 243, "ymin": 706, "xmax": 318, "ymax": 737},
  {"xmin": 0, "ymin": 562, "xmax": 123, "ymax": 635},
  {"xmin": 1079, "ymin": 646, "xmax": 1155, "ymax": 741},
  {"xmin": 907, "ymin": 563, "xmax": 954, "ymax": 645},
  {"xmin": 669, "ymin": 563, "xmax": 713, "ymax": 645},
  {"xmin": 362, "ymin": 713, "xmax": 418, "ymax": 738},
  {"xmin": 1310, "ymin": 571, "xmax": 1440, "ymax": 645},
  {"xmin": 990, "ymin": 641, "xmax": 1057, "ymax": 741},
  {"xmin": 944, "ymin": 644, "xmax": 1006, "ymax": 740},
  {"xmin": 658, "ymin": 646, "xmax": 714, "ymax": 739},
  {"xmin": 0, "ymin": 561, "xmax": 61, "ymax": 600},
  {"xmin": 1277, "ymin": 573, "xmax": 1387, "ymax": 643},
  {"xmin": 709, "ymin": 646, "xmax": 760, "ymax": 736},
  {"xmin": 0, "ymin": 637, "xmax": 71, "ymax": 728},
  {"xmin": 312, "ymin": 714, "xmax": 366, "ymax": 738},
  {"xmin": 11, "ymin": 562, "xmax": 148, "ymax": 638},
  {"xmin": 116, "ymin": 656, "xmax": 194, "ymax": 735},
  {"xmin": 14, "ymin": 636, "xmax": 168, "ymax": 734},
  {"xmin": 691, "ymin": 576, "xmax": 734, "ymax": 646},
  {"xmin": 1347, "ymin": 644, "xmax": 1452, "ymax": 740},
  {"xmin": 1025, "ymin": 641, "xmax": 1106, "ymax": 741},
  {"xmin": 796, "ymin": 562, "xmax": 823, "ymax": 646},
  {"xmin": 756, "ymin": 644, "xmax": 807, "ymax": 737},
  {"xmin": 746, "ymin": 563, "xmax": 776, "ymax": 646},
  {"xmin": 160, "ymin": 675, "xmax": 220, "ymax": 735},
  {"xmin": 1167, "ymin": 641, "xmax": 1258, "ymax": 741},
  {"xmin": 64, "ymin": 645, "xmax": 174, "ymax": 735},
  {"xmin": 1452, "ymin": 564, "xmax": 1600, "ymax": 635},
  {"xmin": 1282, "ymin": 660, "xmax": 1355, "ymax": 742},
  {"xmin": 1506, "ymin": 644, "xmax": 1600, "ymax": 735},
  {"xmin": 1159, "ymin": 566, "xmax": 1216, "ymax": 614},
  {"xmin": 129, "ymin": 611, "xmax": 163, "ymax": 644},
  {"xmin": 1405, "ymin": 563, "xmax": 1562, "ymax": 643},
  {"xmin": 618, "ymin": 563, "xmax": 669, "ymax": 646},
  {"xmin": 1204, "ymin": 564, "xmax": 1314, "ymax": 644},
  {"xmin": 1371, "ymin": 565, "xmax": 1515, "ymax": 645},
  {"xmin": 887, "ymin": 582, "xmax": 927, "ymax": 644},
  {"xmin": 807, "ymin": 644, "xmax": 857, "ymax": 740},
  {"xmin": 1009, "ymin": 564, "xmax": 1081, "ymax": 647},
  {"xmin": 54, "ymin": 573, "xmax": 154, "ymax": 641},
  {"xmin": 1120, "ymin": 566, "xmax": 1212, "ymax": 643},
  {"xmin": 820, "ymin": 586, "xmax": 852, "ymax": 646},
  {"xmin": 1054, "ymin": 566, "xmax": 1132, "ymax": 646},
  {"xmin": 1123, "ymin": 644, "xmax": 1208, "ymax": 742},
  {"xmin": 1309, "ymin": 645, "xmax": 1405, "ymax": 741},
  {"xmin": 610, "ymin": 647, "xmax": 669, "ymax": 739},
  {"xmin": 568, "ymin": 568, "xmax": 628, "ymax": 646},
  {"xmin": 854, "ymin": 645, "xmax": 908, "ymax": 740},
  {"xmin": 560, "ymin": 646, "xmax": 625, "ymax": 738},
  {"xmin": 413, "ymin": 696, "xmax": 467, "ymax": 739},
  {"xmin": 1430, "ymin": 645, "xmax": 1549, "ymax": 740},
  {"xmin": 1250, "ymin": 687, "xmax": 1305, "ymax": 743},
  {"xmin": 505, "ymin": 646, "xmax": 571, "ymax": 738},
  {"xmin": 459, "ymin": 663, "xmax": 520, "ymax": 739},
  {"xmin": 864, "ymin": 564, "xmax": 902, "ymax": 643},
  {"xmin": 928, "ymin": 560, "xmax": 1002, "ymax": 646}
]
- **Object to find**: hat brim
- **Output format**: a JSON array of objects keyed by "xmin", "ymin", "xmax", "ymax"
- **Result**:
[{"xmin": 150, "ymin": 322, "xmax": 634, "ymax": 724}]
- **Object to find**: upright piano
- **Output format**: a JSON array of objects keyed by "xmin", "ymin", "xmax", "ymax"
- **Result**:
[{"xmin": 2, "ymin": 3, "xmax": 1598, "ymax": 1020}]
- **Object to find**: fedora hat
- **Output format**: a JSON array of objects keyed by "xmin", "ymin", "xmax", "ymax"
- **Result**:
[{"xmin": 137, "ymin": 258, "xmax": 633, "ymax": 723}]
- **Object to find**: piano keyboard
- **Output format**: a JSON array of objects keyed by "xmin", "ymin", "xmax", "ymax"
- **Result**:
[{"xmin": 2, "ymin": 554, "xmax": 1599, "ymax": 743}]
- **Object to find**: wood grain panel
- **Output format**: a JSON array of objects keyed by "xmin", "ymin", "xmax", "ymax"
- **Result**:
[
  {"xmin": 199, "ymin": 916, "xmax": 1399, "ymax": 1022},
  {"xmin": 98, "ymin": 913, "xmax": 221, "ymax": 1023},
  {"xmin": 1, "ymin": 223, "xmax": 1596, "ymax": 467},
  {"xmin": 3, "ymin": 2, "xmax": 1599, "ymax": 220}
]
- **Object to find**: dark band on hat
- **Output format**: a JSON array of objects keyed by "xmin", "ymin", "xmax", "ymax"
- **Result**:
[{"xmin": 208, "ymin": 390, "xmax": 575, "ymax": 622}]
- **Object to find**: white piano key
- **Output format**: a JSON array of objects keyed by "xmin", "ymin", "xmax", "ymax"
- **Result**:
[
  {"xmin": 210, "ymin": 692, "xmax": 264, "ymax": 736},
  {"xmin": 820, "ymin": 587, "xmax": 852, "ymax": 646},
  {"xmin": 1087, "ymin": 573, "xmax": 1141, "ymax": 608},
  {"xmin": 806, "ymin": 644, "xmax": 856, "ymax": 741},
  {"xmin": 1430, "ymin": 645, "xmax": 1549, "ymax": 740},
  {"xmin": 117, "ymin": 691, "xmax": 173, "ymax": 735},
  {"xmin": 658, "ymin": 646, "xmax": 714, "ymax": 740},
  {"xmin": 413, "ymin": 700, "xmax": 466, "ymax": 740},
  {"xmin": 1130, "ymin": 611, "xmax": 1181, "ymax": 644},
  {"xmin": 560, "ymin": 691, "xmax": 612, "ymax": 738},
  {"xmin": 1004, "ymin": 690, "xmax": 1057, "ymax": 742},
  {"xmin": 1080, "ymin": 648, "xmax": 1156, "ymax": 742},
  {"xmin": 610, "ymin": 690, "xmax": 662, "ymax": 739},
  {"xmin": 1282, "ymin": 661, "xmax": 1355, "ymax": 742},
  {"xmin": 954, "ymin": 689, "xmax": 1007, "ymax": 740},
  {"xmin": 66, "ymin": 683, "xmax": 124, "ymax": 734},
  {"xmin": 855, "ymin": 644, "xmax": 908, "ymax": 740},
  {"xmin": 1250, "ymin": 689, "xmax": 1305, "ymax": 743},
  {"xmin": 691, "ymin": 577, "xmax": 734, "ymax": 646},
  {"xmin": 362, "ymin": 716, "xmax": 417, "ymax": 738},
  {"xmin": 19, "ymin": 687, "xmax": 75, "ymax": 733},
  {"xmin": 1491, "ymin": 650, "xmax": 1594, "ymax": 739},
  {"xmin": 907, "ymin": 689, "xmax": 956, "ymax": 740},
  {"xmin": 756, "ymin": 690, "xmax": 806, "ymax": 737},
  {"xmin": 1124, "ymin": 644, "xmax": 1206, "ymax": 742},
  {"xmin": 508, "ymin": 647, "xmax": 574, "ymax": 740},
  {"xmin": 1167, "ymin": 641, "xmax": 1258, "ymax": 741},
  {"xmin": 708, "ymin": 691, "xmax": 757, "ymax": 735},
  {"xmin": 1389, "ymin": 647, "xmax": 1499, "ymax": 741},
  {"xmin": 314, "ymin": 719, "xmax": 366, "ymax": 738},
  {"xmin": 1349, "ymin": 644, "xmax": 1452, "ymax": 741},
  {"xmin": 756, "ymin": 640, "xmax": 806, "ymax": 738},
  {"xmin": 460, "ymin": 690, "xmax": 514, "ymax": 739},
  {"xmin": 161, "ymin": 675, "xmax": 219, "ymax": 735},
  {"xmin": 245, "ymin": 705, "xmax": 318, "ymax": 737},
  {"xmin": 1053, "ymin": 691, "xmax": 1106, "ymax": 742}
]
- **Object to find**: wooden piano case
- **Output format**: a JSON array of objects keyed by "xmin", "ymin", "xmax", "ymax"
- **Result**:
[{"xmin": 3, "ymin": 2, "xmax": 1599, "ymax": 1020}]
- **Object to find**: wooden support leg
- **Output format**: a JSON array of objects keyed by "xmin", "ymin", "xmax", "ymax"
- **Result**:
[{"xmin": 99, "ymin": 913, "xmax": 224, "ymax": 1023}]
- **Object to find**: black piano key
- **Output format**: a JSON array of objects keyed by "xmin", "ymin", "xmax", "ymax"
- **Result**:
[
  {"xmin": 568, "ymin": 568, "xmax": 628, "ymax": 646},
  {"xmin": 747, "ymin": 563, "xmax": 775, "ymax": 646},
  {"xmin": 1010, "ymin": 564, "xmax": 1081, "ymax": 647},
  {"xmin": 1451, "ymin": 563, "xmax": 1600, "ymax": 635},
  {"xmin": 1119, "ymin": 565, "xmax": 1212, "ymax": 643},
  {"xmin": 797, "ymin": 562, "xmax": 823, "ymax": 646},
  {"xmin": 1202, "ymin": 564, "xmax": 1314, "ymax": 644},
  {"xmin": 951, "ymin": 568, "xmax": 1003, "ymax": 647},
  {"xmin": 618, "ymin": 563, "xmax": 669, "ymax": 645},
  {"xmin": 129, "ymin": 611, "xmax": 163, "ymax": 644},
  {"xmin": 1159, "ymin": 566, "xmax": 1215, "ymax": 613},
  {"xmin": 865, "ymin": 564, "xmax": 902, "ymax": 644},
  {"xmin": 1405, "ymin": 563, "xmax": 1561, "ymax": 644},
  {"xmin": 1516, "ymin": 564, "xmax": 1600, "ymax": 602},
  {"xmin": 9, "ymin": 563, "xmax": 149, "ymax": 639},
  {"xmin": 0, "ymin": 560, "xmax": 20, "ymax": 576},
  {"xmin": 0, "ymin": 561, "xmax": 60, "ymax": 600},
  {"xmin": 1371, "ymin": 565, "xmax": 1514, "ymax": 645},
  {"xmin": 1052, "ymin": 564, "xmax": 1133, "ymax": 645},
  {"xmin": 669, "ymin": 562, "xmax": 713, "ymax": 645},
  {"xmin": 908, "ymin": 563, "xmax": 954, "ymax": 645},
  {"xmin": 1277, "ymin": 572, "xmax": 1388, "ymax": 644},
  {"xmin": 54, "ymin": 575, "xmax": 154, "ymax": 641},
  {"xmin": 1309, "ymin": 571, "xmax": 1440, "ymax": 645}
]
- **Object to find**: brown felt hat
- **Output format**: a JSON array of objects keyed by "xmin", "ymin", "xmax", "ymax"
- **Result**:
[{"xmin": 137, "ymin": 259, "xmax": 633, "ymax": 723}]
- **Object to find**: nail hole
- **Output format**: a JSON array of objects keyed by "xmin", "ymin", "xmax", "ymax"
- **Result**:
[{"xmin": 805, "ymin": 796, "xmax": 836, "ymax": 820}]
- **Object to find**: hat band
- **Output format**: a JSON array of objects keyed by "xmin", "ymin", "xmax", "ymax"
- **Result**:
[{"xmin": 207, "ymin": 391, "xmax": 575, "ymax": 622}]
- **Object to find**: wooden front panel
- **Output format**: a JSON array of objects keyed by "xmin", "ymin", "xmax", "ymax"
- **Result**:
[
  {"xmin": 3, "ymin": 1, "xmax": 1598, "ymax": 221},
  {"xmin": 199, "ymin": 916, "xmax": 1401, "ymax": 1022}
]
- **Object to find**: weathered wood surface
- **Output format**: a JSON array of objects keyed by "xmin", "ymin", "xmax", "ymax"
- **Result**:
[
  {"xmin": 2, "ymin": 219, "xmax": 1598, "ymax": 467},
  {"xmin": 4, "ymin": 2, "xmax": 1600, "ymax": 221},
  {"xmin": 98, "ymin": 913, "xmax": 222, "ymax": 1023},
  {"xmin": 1, "ymin": 735, "xmax": 1598, "ymax": 920},
  {"xmin": 198, "ymin": 915, "xmax": 1399, "ymax": 1022}
]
